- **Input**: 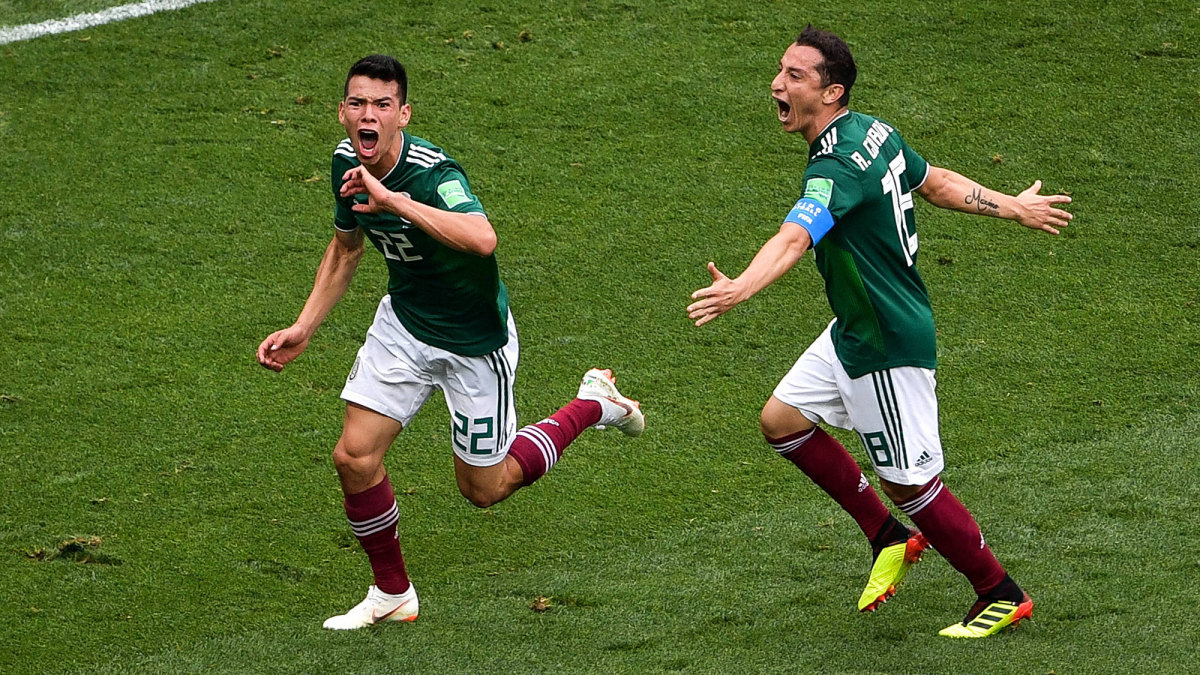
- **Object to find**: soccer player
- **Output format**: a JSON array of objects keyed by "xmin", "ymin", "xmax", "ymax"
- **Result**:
[
  {"xmin": 257, "ymin": 55, "xmax": 644, "ymax": 630},
  {"xmin": 687, "ymin": 27, "xmax": 1072, "ymax": 638}
]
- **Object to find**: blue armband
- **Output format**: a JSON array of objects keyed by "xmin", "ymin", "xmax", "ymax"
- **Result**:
[{"xmin": 783, "ymin": 198, "xmax": 835, "ymax": 246}]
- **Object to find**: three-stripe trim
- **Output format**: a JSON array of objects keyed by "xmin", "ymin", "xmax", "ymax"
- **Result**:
[
  {"xmin": 406, "ymin": 144, "xmax": 446, "ymax": 168},
  {"xmin": 486, "ymin": 350, "xmax": 515, "ymax": 454},
  {"xmin": 334, "ymin": 139, "xmax": 356, "ymax": 160},
  {"xmin": 350, "ymin": 500, "xmax": 399, "ymax": 537},
  {"xmin": 768, "ymin": 428, "xmax": 816, "ymax": 455},
  {"xmin": 871, "ymin": 371, "xmax": 908, "ymax": 470},
  {"xmin": 517, "ymin": 424, "xmax": 559, "ymax": 471},
  {"xmin": 897, "ymin": 477, "xmax": 943, "ymax": 516},
  {"xmin": 969, "ymin": 604, "xmax": 1015, "ymax": 629}
]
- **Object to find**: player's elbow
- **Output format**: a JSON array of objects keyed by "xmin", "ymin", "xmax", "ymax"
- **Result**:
[
  {"xmin": 475, "ymin": 229, "xmax": 498, "ymax": 257},
  {"xmin": 917, "ymin": 166, "xmax": 952, "ymax": 204},
  {"xmin": 462, "ymin": 227, "xmax": 496, "ymax": 257}
]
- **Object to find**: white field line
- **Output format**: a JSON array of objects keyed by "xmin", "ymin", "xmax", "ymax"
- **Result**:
[{"xmin": 0, "ymin": 0, "xmax": 218, "ymax": 45}]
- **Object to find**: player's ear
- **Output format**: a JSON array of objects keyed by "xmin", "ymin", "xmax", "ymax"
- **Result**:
[
  {"xmin": 823, "ymin": 83, "xmax": 844, "ymax": 105},
  {"xmin": 397, "ymin": 103, "xmax": 412, "ymax": 129},
  {"xmin": 337, "ymin": 100, "xmax": 346, "ymax": 126}
]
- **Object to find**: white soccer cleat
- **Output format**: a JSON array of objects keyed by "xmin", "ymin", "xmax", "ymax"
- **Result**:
[
  {"xmin": 322, "ymin": 584, "xmax": 418, "ymax": 630},
  {"xmin": 577, "ymin": 368, "xmax": 645, "ymax": 437}
]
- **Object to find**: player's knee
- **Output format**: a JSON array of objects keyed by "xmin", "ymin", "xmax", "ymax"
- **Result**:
[
  {"xmin": 759, "ymin": 394, "xmax": 817, "ymax": 441},
  {"xmin": 331, "ymin": 441, "xmax": 372, "ymax": 478},
  {"xmin": 759, "ymin": 405, "xmax": 813, "ymax": 442},
  {"xmin": 879, "ymin": 476, "xmax": 931, "ymax": 503}
]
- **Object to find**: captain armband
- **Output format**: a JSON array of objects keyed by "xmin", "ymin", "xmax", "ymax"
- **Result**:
[{"xmin": 783, "ymin": 198, "xmax": 835, "ymax": 246}]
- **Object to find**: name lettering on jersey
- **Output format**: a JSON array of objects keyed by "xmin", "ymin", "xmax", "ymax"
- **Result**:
[
  {"xmin": 814, "ymin": 127, "xmax": 838, "ymax": 157},
  {"xmin": 803, "ymin": 177, "xmax": 834, "ymax": 206},
  {"xmin": 851, "ymin": 151, "xmax": 871, "ymax": 171},
  {"xmin": 861, "ymin": 119, "xmax": 894, "ymax": 161},
  {"xmin": 437, "ymin": 180, "xmax": 471, "ymax": 208}
]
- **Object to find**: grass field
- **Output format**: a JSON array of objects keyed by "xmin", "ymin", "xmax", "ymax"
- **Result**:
[{"xmin": 2, "ymin": 0, "xmax": 1199, "ymax": 672}]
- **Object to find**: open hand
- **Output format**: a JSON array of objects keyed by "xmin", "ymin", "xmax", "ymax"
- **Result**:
[
  {"xmin": 687, "ymin": 262, "xmax": 741, "ymax": 327},
  {"xmin": 1015, "ymin": 180, "xmax": 1073, "ymax": 235}
]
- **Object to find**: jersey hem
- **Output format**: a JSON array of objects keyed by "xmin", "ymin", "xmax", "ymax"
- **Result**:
[
  {"xmin": 389, "ymin": 297, "xmax": 509, "ymax": 357},
  {"xmin": 839, "ymin": 358, "xmax": 938, "ymax": 380}
]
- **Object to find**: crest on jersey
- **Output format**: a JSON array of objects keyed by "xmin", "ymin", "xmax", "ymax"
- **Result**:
[{"xmin": 803, "ymin": 177, "xmax": 834, "ymax": 206}]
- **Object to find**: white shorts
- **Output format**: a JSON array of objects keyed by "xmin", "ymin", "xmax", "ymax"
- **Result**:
[
  {"xmin": 772, "ymin": 320, "xmax": 944, "ymax": 485},
  {"xmin": 341, "ymin": 295, "xmax": 520, "ymax": 468}
]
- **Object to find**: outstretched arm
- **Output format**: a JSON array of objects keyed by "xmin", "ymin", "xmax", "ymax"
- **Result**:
[
  {"xmin": 916, "ymin": 166, "xmax": 1073, "ymax": 234},
  {"xmin": 340, "ymin": 165, "xmax": 497, "ymax": 256},
  {"xmin": 687, "ymin": 223, "xmax": 812, "ymax": 326},
  {"xmin": 257, "ymin": 227, "xmax": 365, "ymax": 372}
]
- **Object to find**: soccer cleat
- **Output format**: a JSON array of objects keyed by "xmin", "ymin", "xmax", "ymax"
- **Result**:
[
  {"xmin": 577, "ymin": 368, "xmax": 645, "ymax": 437},
  {"xmin": 322, "ymin": 584, "xmax": 418, "ymax": 630},
  {"xmin": 858, "ymin": 531, "xmax": 930, "ymax": 612},
  {"xmin": 938, "ymin": 592, "xmax": 1033, "ymax": 638}
]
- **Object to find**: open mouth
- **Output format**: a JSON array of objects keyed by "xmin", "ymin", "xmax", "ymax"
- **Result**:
[
  {"xmin": 775, "ymin": 98, "xmax": 791, "ymax": 122},
  {"xmin": 358, "ymin": 129, "xmax": 379, "ymax": 152}
]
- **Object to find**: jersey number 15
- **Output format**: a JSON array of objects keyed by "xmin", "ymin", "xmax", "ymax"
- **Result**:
[{"xmin": 881, "ymin": 152, "xmax": 918, "ymax": 267}]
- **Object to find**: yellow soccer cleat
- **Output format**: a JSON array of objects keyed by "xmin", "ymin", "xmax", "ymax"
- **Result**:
[
  {"xmin": 858, "ymin": 531, "xmax": 930, "ymax": 612},
  {"xmin": 938, "ymin": 593, "xmax": 1033, "ymax": 638}
]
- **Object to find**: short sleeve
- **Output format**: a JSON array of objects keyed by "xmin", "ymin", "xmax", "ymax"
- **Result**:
[
  {"xmin": 802, "ymin": 156, "xmax": 862, "ymax": 221},
  {"xmin": 430, "ymin": 163, "xmax": 486, "ymax": 216},
  {"xmin": 331, "ymin": 153, "xmax": 359, "ymax": 232},
  {"xmin": 901, "ymin": 140, "xmax": 929, "ymax": 190}
]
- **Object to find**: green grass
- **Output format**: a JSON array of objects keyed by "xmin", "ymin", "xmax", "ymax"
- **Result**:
[{"xmin": 2, "ymin": 0, "xmax": 1199, "ymax": 672}]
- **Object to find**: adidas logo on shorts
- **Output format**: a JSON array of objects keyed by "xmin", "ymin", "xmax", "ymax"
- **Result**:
[{"xmin": 914, "ymin": 451, "xmax": 934, "ymax": 467}]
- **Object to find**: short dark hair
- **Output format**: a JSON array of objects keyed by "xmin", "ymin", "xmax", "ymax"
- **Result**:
[
  {"xmin": 795, "ymin": 25, "xmax": 856, "ymax": 107},
  {"xmin": 344, "ymin": 54, "xmax": 408, "ymax": 103}
]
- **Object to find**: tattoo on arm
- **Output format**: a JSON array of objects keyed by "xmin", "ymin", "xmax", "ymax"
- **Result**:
[{"xmin": 964, "ymin": 187, "xmax": 1000, "ymax": 215}]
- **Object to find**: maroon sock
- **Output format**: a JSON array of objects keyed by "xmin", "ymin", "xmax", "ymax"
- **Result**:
[
  {"xmin": 344, "ymin": 474, "xmax": 410, "ymax": 595},
  {"xmin": 768, "ymin": 427, "xmax": 892, "ymax": 541},
  {"xmin": 895, "ymin": 476, "xmax": 1007, "ymax": 596},
  {"xmin": 508, "ymin": 399, "xmax": 601, "ymax": 486}
]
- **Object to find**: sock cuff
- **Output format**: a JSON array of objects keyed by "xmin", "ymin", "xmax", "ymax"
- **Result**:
[
  {"xmin": 896, "ymin": 476, "xmax": 944, "ymax": 516},
  {"xmin": 345, "ymin": 474, "xmax": 398, "ymax": 522},
  {"xmin": 509, "ymin": 431, "xmax": 541, "ymax": 486},
  {"xmin": 765, "ymin": 426, "xmax": 818, "ymax": 455}
]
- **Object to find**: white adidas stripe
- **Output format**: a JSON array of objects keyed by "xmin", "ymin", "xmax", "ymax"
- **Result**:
[
  {"xmin": 334, "ymin": 139, "xmax": 356, "ymax": 160},
  {"xmin": 408, "ymin": 145, "xmax": 445, "ymax": 162},
  {"xmin": 0, "ymin": 0, "xmax": 217, "ymax": 46},
  {"xmin": 898, "ymin": 479, "xmax": 943, "ymax": 516},
  {"xmin": 769, "ymin": 428, "xmax": 815, "ymax": 454},
  {"xmin": 518, "ymin": 426, "xmax": 558, "ymax": 470},
  {"xmin": 350, "ymin": 501, "xmax": 399, "ymax": 537}
]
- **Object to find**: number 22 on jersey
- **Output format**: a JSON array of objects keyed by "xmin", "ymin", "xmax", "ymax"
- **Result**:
[{"xmin": 368, "ymin": 228, "xmax": 423, "ymax": 262}]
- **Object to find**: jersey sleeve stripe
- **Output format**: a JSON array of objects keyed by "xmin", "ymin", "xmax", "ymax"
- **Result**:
[{"xmin": 407, "ymin": 145, "xmax": 446, "ymax": 164}]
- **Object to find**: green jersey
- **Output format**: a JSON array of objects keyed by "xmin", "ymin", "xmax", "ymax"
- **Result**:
[
  {"xmin": 799, "ymin": 111, "xmax": 935, "ymax": 378},
  {"xmin": 332, "ymin": 132, "xmax": 509, "ymax": 357}
]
